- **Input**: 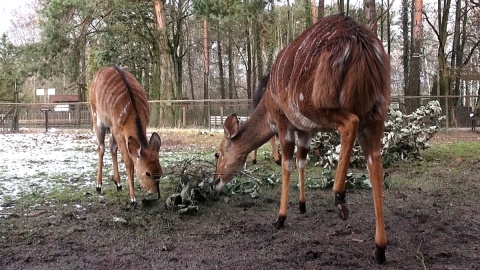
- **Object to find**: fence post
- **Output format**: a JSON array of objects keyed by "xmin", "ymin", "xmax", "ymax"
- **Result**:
[
  {"xmin": 208, "ymin": 101, "xmax": 211, "ymax": 130},
  {"xmin": 40, "ymin": 108, "xmax": 51, "ymax": 132},
  {"xmin": 445, "ymin": 96, "xmax": 449, "ymax": 132},
  {"xmin": 220, "ymin": 106, "xmax": 224, "ymax": 124},
  {"xmin": 12, "ymin": 82, "xmax": 19, "ymax": 132},
  {"xmin": 182, "ymin": 106, "xmax": 186, "ymax": 126}
]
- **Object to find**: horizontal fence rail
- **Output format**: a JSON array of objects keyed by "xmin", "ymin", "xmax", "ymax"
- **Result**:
[{"xmin": 0, "ymin": 96, "xmax": 479, "ymax": 133}]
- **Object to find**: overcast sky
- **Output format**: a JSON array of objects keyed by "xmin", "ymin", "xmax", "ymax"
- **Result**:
[{"xmin": 0, "ymin": 0, "xmax": 33, "ymax": 36}]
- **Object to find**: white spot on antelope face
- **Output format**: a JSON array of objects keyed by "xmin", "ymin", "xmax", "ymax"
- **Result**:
[{"xmin": 299, "ymin": 93, "xmax": 304, "ymax": 101}]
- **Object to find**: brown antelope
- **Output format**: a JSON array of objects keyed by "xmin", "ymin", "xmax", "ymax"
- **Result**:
[
  {"xmin": 89, "ymin": 66, "xmax": 162, "ymax": 204},
  {"xmin": 251, "ymin": 73, "xmax": 281, "ymax": 165},
  {"xmin": 213, "ymin": 14, "xmax": 391, "ymax": 263}
]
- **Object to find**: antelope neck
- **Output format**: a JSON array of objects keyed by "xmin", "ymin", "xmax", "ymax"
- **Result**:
[{"xmin": 236, "ymin": 101, "xmax": 275, "ymax": 156}]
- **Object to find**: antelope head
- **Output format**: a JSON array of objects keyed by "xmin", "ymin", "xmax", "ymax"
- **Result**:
[
  {"xmin": 127, "ymin": 132, "xmax": 162, "ymax": 196},
  {"xmin": 213, "ymin": 114, "xmax": 249, "ymax": 192}
]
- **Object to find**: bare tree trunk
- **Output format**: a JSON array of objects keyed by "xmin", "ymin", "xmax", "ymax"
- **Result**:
[
  {"xmin": 364, "ymin": 0, "xmax": 377, "ymax": 34},
  {"xmin": 203, "ymin": 19, "xmax": 209, "ymax": 100},
  {"xmin": 286, "ymin": 0, "xmax": 292, "ymax": 42},
  {"xmin": 203, "ymin": 18, "xmax": 210, "ymax": 125},
  {"xmin": 254, "ymin": 13, "xmax": 263, "ymax": 89},
  {"xmin": 227, "ymin": 36, "xmax": 235, "ymax": 99},
  {"xmin": 217, "ymin": 25, "xmax": 226, "ymax": 99},
  {"xmin": 401, "ymin": 0, "xmax": 410, "ymax": 92},
  {"xmin": 187, "ymin": 37, "xmax": 195, "ymax": 100},
  {"xmin": 387, "ymin": 0, "xmax": 391, "ymax": 54},
  {"xmin": 437, "ymin": 0, "xmax": 452, "ymax": 99},
  {"xmin": 405, "ymin": 0, "xmax": 423, "ymax": 113},
  {"xmin": 153, "ymin": 0, "xmax": 175, "ymax": 126},
  {"xmin": 451, "ymin": 0, "xmax": 462, "ymax": 98},
  {"xmin": 304, "ymin": 0, "xmax": 313, "ymax": 26},
  {"xmin": 246, "ymin": 26, "xmax": 252, "ymax": 99},
  {"xmin": 267, "ymin": 1, "xmax": 276, "ymax": 69},
  {"xmin": 318, "ymin": 0, "xmax": 325, "ymax": 18},
  {"xmin": 338, "ymin": 0, "xmax": 344, "ymax": 13},
  {"xmin": 311, "ymin": 0, "xmax": 318, "ymax": 23}
]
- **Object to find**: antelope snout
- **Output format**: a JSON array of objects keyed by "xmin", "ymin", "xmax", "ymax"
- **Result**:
[
  {"xmin": 146, "ymin": 181, "xmax": 160, "ymax": 198},
  {"xmin": 210, "ymin": 177, "xmax": 225, "ymax": 192}
]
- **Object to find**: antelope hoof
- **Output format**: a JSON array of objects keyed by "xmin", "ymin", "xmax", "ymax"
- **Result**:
[
  {"xmin": 273, "ymin": 215, "xmax": 286, "ymax": 229},
  {"xmin": 130, "ymin": 197, "xmax": 137, "ymax": 207},
  {"xmin": 96, "ymin": 185, "xmax": 102, "ymax": 194},
  {"xmin": 299, "ymin": 201, "xmax": 306, "ymax": 214},
  {"xmin": 115, "ymin": 183, "xmax": 122, "ymax": 191},
  {"xmin": 252, "ymin": 159, "xmax": 257, "ymax": 165},
  {"xmin": 337, "ymin": 204, "xmax": 349, "ymax": 220},
  {"xmin": 274, "ymin": 156, "xmax": 282, "ymax": 165},
  {"xmin": 375, "ymin": 245, "xmax": 387, "ymax": 263}
]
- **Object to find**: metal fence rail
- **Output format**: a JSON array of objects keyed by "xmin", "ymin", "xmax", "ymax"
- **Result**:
[{"xmin": 0, "ymin": 96, "xmax": 478, "ymax": 133}]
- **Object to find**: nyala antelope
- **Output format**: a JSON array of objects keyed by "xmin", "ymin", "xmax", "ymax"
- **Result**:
[
  {"xmin": 213, "ymin": 14, "xmax": 391, "ymax": 263},
  {"xmin": 89, "ymin": 66, "xmax": 162, "ymax": 204}
]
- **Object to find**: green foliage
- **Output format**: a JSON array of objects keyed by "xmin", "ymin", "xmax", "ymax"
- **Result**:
[
  {"xmin": 310, "ymin": 101, "xmax": 445, "ymax": 169},
  {"xmin": 0, "ymin": 34, "xmax": 18, "ymax": 101},
  {"xmin": 192, "ymin": 0, "xmax": 267, "ymax": 21},
  {"xmin": 37, "ymin": 0, "xmax": 94, "ymax": 78}
]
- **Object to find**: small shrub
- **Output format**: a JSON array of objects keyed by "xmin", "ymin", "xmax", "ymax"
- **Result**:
[{"xmin": 310, "ymin": 100, "xmax": 445, "ymax": 169}]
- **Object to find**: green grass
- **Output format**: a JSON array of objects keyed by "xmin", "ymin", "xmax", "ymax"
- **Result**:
[
  {"xmin": 423, "ymin": 142, "xmax": 480, "ymax": 160},
  {"xmin": 385, "ymin": 142, "xmax": 480, "ymax": 193}
]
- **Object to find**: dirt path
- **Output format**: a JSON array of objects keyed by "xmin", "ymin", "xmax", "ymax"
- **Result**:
[{"xmin": 0, "ymin": 129, "xmax": 479, "ymax": 269}]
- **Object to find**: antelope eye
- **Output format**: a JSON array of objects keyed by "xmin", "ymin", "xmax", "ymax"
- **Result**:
[
  {"xmin": 146, "ymin": 172, "xmax": 152, "ymax": 178},
  {"xmin": 214, "ymin": 153, "xmax": 219, "ymax": 159}
]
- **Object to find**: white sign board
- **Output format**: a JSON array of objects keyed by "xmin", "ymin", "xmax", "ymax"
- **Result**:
[
  {"xmin": 47, "ymin": 88, "xmax": 55, "ymax": 96},
  {"xmin": 36, "ymin": 88, "xmax": 45, "ymax": 96},
  {"xmin": 54, "ymin": 104, "xmax": 69, "ymax": 112}
]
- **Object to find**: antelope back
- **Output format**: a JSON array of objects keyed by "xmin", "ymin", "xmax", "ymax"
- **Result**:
[
  {"xmin": 89, "ymin": 66, "xmax": 162, "ymax": 194},
  {"xmin": 268, "ymin": 14, "xmax": 391, "ymax": 124},
  {"xmin": 89, "ymin": 66, "xmax": 150, "ymax": 129}
]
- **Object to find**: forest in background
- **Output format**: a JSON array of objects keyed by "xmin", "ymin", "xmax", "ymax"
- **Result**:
[{"xmin": 0, "ymin": 0, "xmax": 479, "ymax": 115}]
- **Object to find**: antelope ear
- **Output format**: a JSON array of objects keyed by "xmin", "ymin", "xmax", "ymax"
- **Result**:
[
  {"xmin": 224, "ymin": 114, "xmax": 240, "ymax": 139},
  {"xmin": 127, "ymin": 136, "xmax": 141, "ymax": 158},
  {"xmin": 149, "ymin": 132, "xmax": 162, "ymax": 152}
]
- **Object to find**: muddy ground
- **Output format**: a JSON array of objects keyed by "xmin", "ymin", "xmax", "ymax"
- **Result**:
[{"xmin": 1, "ymin": 129, "xmax": 480, "ymax": 269}]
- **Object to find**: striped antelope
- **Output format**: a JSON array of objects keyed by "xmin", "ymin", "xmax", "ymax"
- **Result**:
[
  {"xmin": 89, "ymin": 66, "xmax": 162, "ymax": 204},
  {"xmin": 213, "ymin": 14, "xmax": 391, "ymax": 263}
]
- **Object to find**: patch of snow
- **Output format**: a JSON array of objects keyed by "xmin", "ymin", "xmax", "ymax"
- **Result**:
[
  {"xmin": 0, "ymin": 130, "xmax": 212, "ymax": 211},
  {"xmin": 0, "ymin": 131, "xmax": 121, "ymax": 209}
]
